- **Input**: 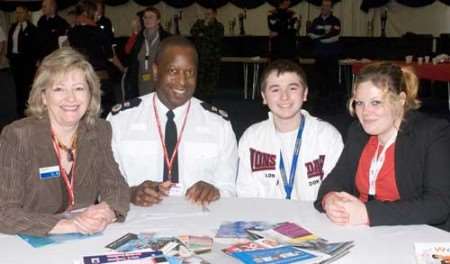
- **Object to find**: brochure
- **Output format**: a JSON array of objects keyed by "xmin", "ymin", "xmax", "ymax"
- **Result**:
[
  {"xmin": 230, "ymin": 245, "xmax": 325, "ymax": 264},
  {"xmin": 247, "ymin": 222, "xmax": 317, "ymax": 244},
  {"xmin": 80, "ymin": 250, "xmax": 180, "ymax": 264},
  {"xmin": 415, "ymin": 242, "xmax": 450, "ymax": 264},
  {"xmin": 19, "ymin": 233, "xmax": 98, "ymax": 248},
  {"xmin": 106, "ymin": 233, "xmax": 213, "ymax": 260},
  {"xmin": 216, "ymin": 221, "xmax": 272, "ymax": 239},
  {"xmin": 178, "ymin": 235, "xmax": 213, "ymax": 254},
  {"xmin": 223, "ymin": 241, "xmax": 269, "ymax": 255},
  {"xmin": 293, "ymin": 239, "xmax": 354, "ymax": 257}
]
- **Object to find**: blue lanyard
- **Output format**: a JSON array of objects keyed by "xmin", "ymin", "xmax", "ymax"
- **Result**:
[{"xmin": 279, "ymin": 115, "xmax": 305, "ymax": 199}]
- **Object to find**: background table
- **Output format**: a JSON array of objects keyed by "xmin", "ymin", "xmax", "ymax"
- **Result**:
[
  {"xmin": 1, "ymin": 197, "xmax": 448, "ymax": 264},
  {"xmin": 350, "ymin": 61, "xmax": 450, "ymax": 110}
]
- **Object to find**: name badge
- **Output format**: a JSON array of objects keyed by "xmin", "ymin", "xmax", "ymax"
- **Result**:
[
  {"xmin": 142, "ymin": 73, "xmax": 152, "ymax": 81},
  {"xmin": 39, "ymin": 165, "xmax": 60, "ymax": 180},
  {"xmin": 169, "ymin": 183, "xmax": 183, "ymax": 197}
]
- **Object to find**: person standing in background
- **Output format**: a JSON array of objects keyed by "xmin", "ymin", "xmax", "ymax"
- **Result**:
[
  {"xmin": 307, "ymin": 0, "xmax": 341, "ymax": 106},
  {"xmin": 125, "ymin": 7, "xmax": 171, "ymax": 99},
  {"xmin": 68, "ymin": 0, "xmax": 123, "ymax": 116},
  {"xmin": 0, "ymin": 24, "xmax": 16, "ymax": 124},
  {"xmin": 268, "ymin": 0, "xmax": 298, "ymax": 60},
  {"xmin": 37, "ymin": 0, "xmax": 69, "ymax": 62},
  {"xmin": 95, "ymin": 0, "xmax": 114, "ymax": 43},
  {"xmin": 190, "ymin": 8, "xmax": 224, "ymax": 101},
  {"xmin": 7, "ymin": 5, "xmax": 38, "ymax": 117}
]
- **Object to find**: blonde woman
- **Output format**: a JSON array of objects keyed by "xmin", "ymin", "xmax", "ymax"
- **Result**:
[
  {"xmin": 315, "ymin": 62, "xmax": 450, "ymax": 231},
  {"xmin": 0, "ymin": 47, "xmax": 129, "ymax": 236}
]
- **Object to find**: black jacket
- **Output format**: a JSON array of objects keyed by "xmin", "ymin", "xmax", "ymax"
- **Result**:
[
  {"xmin": 37, "ymin": 14, "xmax": 69, "ymax": 61},
  {"xmin": 315, "ymin": 111, "xmax": 450, "ymax": 231},
  {"xmin": 7, "ymin": 21, "xmax": 37, "ymax": 62}
]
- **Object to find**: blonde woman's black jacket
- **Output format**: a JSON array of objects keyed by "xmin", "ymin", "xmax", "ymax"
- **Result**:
[{"xmin": 314, "ymin": 111, "xmax": 450, "ymax": 231}]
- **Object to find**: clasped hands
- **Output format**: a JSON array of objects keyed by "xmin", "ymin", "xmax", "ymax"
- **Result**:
[
  {"xmin": 131, "ymin": 180, "xmax": 220, "ymax": 207},
  {"xmin": 322, "ymin": 191, "xmax": 369, "ymax": 226},
  {"xmin": 51, "ymin": 202, "xmax": 116, "ymax": 235}
]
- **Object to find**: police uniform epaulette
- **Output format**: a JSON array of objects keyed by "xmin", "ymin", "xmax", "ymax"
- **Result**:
[
  {"xmin": 201, "ymin": 102, "xmax": 229, "ymax": 121},
  {"xmin": 111, "ymin": 98, "xmax": 142, "ymax": 115}
]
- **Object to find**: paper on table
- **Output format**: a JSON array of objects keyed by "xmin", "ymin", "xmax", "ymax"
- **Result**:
[{"xmin": 126, "ymin": 197, "xmax": 209, "ymax": 223}]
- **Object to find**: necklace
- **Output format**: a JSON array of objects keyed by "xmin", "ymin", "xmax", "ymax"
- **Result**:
[{"xmin": 53, "ymin": 132, "xmax": 78, "ymax": 162}]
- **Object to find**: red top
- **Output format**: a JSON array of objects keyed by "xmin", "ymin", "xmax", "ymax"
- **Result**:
[
  {"xmin": 355, "ymin": 136, "xmax": 400, "ymax": 202},
  {"xmin": 124, "ymin": 32, "xmax": 138, "ymax": 55}
]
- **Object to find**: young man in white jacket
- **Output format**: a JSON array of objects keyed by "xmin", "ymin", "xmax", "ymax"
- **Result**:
[{"xmin": 237, "ymin": 59, "xmax": 343, "ymax": 201}]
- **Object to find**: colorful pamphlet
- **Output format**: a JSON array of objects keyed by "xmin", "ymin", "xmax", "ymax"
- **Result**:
[
  {"xmin": 222, "ymin": 241, "xmax": 269, "ymax": 255},
  {"xmin": 246, "ymin": 222, "xmax": 317, "ymax": 244},
  {"xmin": 415, "ymin": 242, "xmax": 450, "ymax": 264},
  {"xmin": 230, "ymin": 245, "xmax": 325, "ymax": 264},
  {"xmin": 106, "ymin": 233, "xmax": 185, "ymax": 256},
  {"xmin": 106, "ymin": 233, "xmax": 213, "ymax": 262},
  {"xmin": 178, "ymin": 235, "xmax": 213, "ymax": 254},
  {"xmin": 292, "ymin": 238, "xmax": 354, "ymax": 256},
  {"xmin": 19, "ymin": 233, "xmax": 98, "ymax": 248},
  {"xmin": 80, "ymin": 250, "xmax": 181, "ymax": 264},
  {"xmin": 216, "ymin": 221, "xmax": 272, "ymax": 239}
]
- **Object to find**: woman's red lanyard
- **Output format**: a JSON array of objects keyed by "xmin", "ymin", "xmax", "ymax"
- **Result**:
[
  {"xmin": 153, "ymin": 94, "xmax": 191, "ymax": 180},
  {"xmin": 51, "ymin": 130, "xmax": 76, "ymax": 210}
]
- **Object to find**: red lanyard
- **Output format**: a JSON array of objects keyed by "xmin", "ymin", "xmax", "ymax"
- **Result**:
[
  {"xmin": 153, "ymin": 94, "xmax": 191, "ymax": 180},
  {"xmin": 51, "ymin": 130, "xmax": 77, "ymax": 210}
]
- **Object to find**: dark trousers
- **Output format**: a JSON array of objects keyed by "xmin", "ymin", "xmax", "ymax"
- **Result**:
[{"xmin": 9, "ymin": 54, "xmax": 36, "ymax": 117}]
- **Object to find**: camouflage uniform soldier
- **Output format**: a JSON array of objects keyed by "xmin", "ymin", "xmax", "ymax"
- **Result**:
[{"xmin": 190, "ymin": 8, "xmax": 224, "ymax": 101}]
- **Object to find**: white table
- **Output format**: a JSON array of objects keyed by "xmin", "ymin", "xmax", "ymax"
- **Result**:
[{"xmin": 1, "ymin": 197, "xmax": 449, "ymax": 264}]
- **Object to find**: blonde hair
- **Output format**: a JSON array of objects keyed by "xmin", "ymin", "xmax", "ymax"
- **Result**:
[
  {"xmin": 348, "ymin": 62, "xmax": 421, "ymax": 116},
  {"xmin": 26, "ymin": 47, "xmax": 101, "ymax": 125}
]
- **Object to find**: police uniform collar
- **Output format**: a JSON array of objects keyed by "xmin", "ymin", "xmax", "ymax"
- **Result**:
[{"xmin": 155, "ymin": 94, "xmax": 190, "ymax": 120}]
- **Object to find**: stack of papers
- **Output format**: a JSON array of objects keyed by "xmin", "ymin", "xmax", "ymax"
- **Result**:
[{"xmin": 218, "ymin": 221, "xmax": 353, "ymax": 264}]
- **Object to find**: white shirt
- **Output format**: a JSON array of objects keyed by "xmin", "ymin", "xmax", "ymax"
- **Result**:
[
  {"xmin": 107, "ymin": 93, "xmax": 238, "ymax": 197},
  {"xmin": 237, "ymin": 110, "xmax": 344, "ymax": 201},
  {"xmin": 12, "ymin": 22, "xmax": 27, "ymax": 54}
]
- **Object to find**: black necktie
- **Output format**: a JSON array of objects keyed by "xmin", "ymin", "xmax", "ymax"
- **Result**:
[{"xmin": 163, "ymin": 110, "xmax": 178, "ymax": 183}]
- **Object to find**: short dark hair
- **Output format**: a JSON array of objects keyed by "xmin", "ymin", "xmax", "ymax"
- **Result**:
[
  {"xmin": 260, "ymin": 59, "xmax": 308, "ymax": 91},
  {"xmin": 76, "ymin": 0, "xmax": 97, "ymax": 20},
  {"xmin": 155, "ymin": 36, "xmax": 198, "ymax": 66},
  {"xmin": 143, "ymin": 6, "xmax": 161, "ymax": 20}
]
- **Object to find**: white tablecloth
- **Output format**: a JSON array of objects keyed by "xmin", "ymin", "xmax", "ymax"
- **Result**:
[{"xmin": 1, "ymin": 197, "xmax": 449, "ymax": 263}]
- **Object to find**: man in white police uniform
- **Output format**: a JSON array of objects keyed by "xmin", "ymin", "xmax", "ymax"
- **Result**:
[
  {"xmin": 108, "ymin": 36, "xmax": 237, "ymax": 207},
  {"xmin": 237, "ymin": 59, "xmax": 343, "ymax": 201}
]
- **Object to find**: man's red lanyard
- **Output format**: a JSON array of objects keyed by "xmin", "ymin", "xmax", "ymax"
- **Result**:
[
  {"xmin": 51, "ymin": 130, "xmax": 76, "ymax": 210},
  {"xmin": 152, "ymin": 94, "xmax": 191, "ymax": 180}
]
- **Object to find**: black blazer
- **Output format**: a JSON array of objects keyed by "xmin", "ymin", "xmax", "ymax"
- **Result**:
[
  {"xmin": 7, "ymin": 21, "xmax": 37, "ymax": 61},
  {"xmin": 315, "ymin": 111, "xmax": 450, "ymax": 231}
]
